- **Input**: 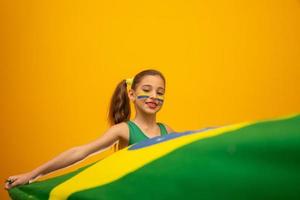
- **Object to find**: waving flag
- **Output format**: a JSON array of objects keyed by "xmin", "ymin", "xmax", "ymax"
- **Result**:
[{"xmin": 8, "ymin": 114, "xmax": 300, "ymax": 200}]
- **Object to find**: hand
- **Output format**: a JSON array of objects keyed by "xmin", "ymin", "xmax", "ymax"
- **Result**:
[{"xmin": 4, "ymin": 172, "xmax": 35, "ymax": 190}]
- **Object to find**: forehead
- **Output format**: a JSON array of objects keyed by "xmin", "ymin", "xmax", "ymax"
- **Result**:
[{"xmin": 137, "ymin": 75, "xmax": 165, "ymax": 89}]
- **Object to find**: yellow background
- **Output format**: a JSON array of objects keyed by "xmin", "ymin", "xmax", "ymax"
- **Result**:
[{"xmin": 1, "ymin": 0, "xmax": 299, "ymax": 199}]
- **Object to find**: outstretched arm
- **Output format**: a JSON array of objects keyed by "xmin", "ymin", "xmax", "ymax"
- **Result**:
[{"xmin": 5, "ymin": 123, "xmax": 126, "ymax": 190}]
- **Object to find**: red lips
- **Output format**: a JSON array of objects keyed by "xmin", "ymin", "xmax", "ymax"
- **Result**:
[{"xmin": 145, "ymin": 101, "xmax": 158, "ymax": 109}]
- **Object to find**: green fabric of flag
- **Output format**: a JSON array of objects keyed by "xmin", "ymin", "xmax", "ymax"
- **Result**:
[{"xmin": 8, "ymin": 114, "xmax": 300, "ymax": 200}]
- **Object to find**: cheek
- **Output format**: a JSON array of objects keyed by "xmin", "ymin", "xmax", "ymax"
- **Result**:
[
  {"xmin": 157, "ymin": 100, "xmax": 164, "ymax": 106},
  {"xmin": 137, "ymin": 95, "xmax": 150, "ymax": 100},
  {"xmin": 135, "ymin": 96, "xmax": 148, "ymax": 106},
  {"xmin": 136, "ymin": 91, "xmax": 150, "ymax": 101},
  {"xmin": 135, "ymin": 91, "xmax": 165, "ymax": 107},
  {"xmin": 156, "ymin": 96, "xmax": 164, "ymax": 105}
]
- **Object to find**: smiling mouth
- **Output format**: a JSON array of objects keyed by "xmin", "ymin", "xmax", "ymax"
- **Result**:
[{"xmin": 145, "ymin": 102, "xmax": 158, "ymax": 109}]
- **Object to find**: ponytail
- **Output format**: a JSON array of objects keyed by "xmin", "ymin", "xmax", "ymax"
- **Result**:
[{"xmin": 108, "ymin": 80, "xmax": 131, "ymax": 126}]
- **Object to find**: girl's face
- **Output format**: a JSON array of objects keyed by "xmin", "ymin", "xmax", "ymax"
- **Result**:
[{"xmin": 129, "ymin": 75, "xmax": 165, "ymax": 115}]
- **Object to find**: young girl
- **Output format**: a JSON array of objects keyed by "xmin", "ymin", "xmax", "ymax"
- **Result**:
[{"xmin": 5, "ymin": 69, "xmax": 174, "ymax": 190}]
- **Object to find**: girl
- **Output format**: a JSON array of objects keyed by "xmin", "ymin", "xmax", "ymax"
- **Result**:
[{"xmin": 5, "ymin": 69, "xmax": 174, "ymax": 190}]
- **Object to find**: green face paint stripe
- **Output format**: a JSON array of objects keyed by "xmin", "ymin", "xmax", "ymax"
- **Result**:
[
  {"xmin": 137, "ymin": 91, "xmax": 165, "ymax": 100},
  {"xmin": 68, "ymin": 115, "xmax": 300, "ymax": 200},
  {"xmin": 138, "ymin": 91, "xmax": 150, "ymax": 96},
  {"xmin": 137, "ymin": 95, "xmax": 164, "ymax": 106},
  {"xmin": 137, "ymin": 95, "xmax": 164, "ymax": 103}
]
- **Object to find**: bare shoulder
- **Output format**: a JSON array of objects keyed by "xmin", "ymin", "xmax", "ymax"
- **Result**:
[
  {"xmin": 109, "ymin": 122, "xmax": 129, "ymax": 139},
  {"xmin": 76, "ymin": 122, "xmax": 129, "ymax": 157},
  {"xmin": 162, "ymin": 123, "xmax": 175, "ymax": 133}
]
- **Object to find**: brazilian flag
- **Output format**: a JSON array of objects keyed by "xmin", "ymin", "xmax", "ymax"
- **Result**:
[{"xmin": 8, "ymin": 114, "xmax": 300, "ymax": 200}]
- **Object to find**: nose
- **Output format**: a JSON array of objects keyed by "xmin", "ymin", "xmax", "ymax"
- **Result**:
[{"xmin": 149, "ymin": 91, "xmax": 158, "ymax": 99}]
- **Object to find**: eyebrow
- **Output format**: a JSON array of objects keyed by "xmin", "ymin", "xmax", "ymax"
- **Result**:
[{"xmin": 141, "ymin": 84, "xmax": 165, "ymax": 91}]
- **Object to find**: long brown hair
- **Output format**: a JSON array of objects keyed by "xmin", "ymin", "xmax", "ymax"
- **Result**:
[{"xmin": 108, "ymin": 69, "xmax": 166, "ymax": 126}]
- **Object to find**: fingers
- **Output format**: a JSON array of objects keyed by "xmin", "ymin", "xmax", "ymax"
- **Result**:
[
  {"xmin": 4, "ymin": 174, "xmax": 32, "ymax": 190},
  {"xmin": 6, "ymin": 176, "xmax": 16, "ymax": 183},
  {"xmin": 4, "ymin": 176, "xmax": 20, "ymax": 190},
  {"xmin": 4, "ymin": 182, "xmax": 10, "ymax": 190},
  {"xmin": 8, "ymin": 179, "xmax": 22, "ymax": 189},
  {"xmin": 4, "ymin": 181, "xmax": 13, "ymax": 190}
]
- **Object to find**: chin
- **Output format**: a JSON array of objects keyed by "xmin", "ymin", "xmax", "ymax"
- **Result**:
[{"xmin": 144, "ymin": 107, "xmax": 162, "ymax": 115}]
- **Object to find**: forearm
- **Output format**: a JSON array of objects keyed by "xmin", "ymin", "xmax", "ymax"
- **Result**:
[{"xmin": 30, "ymin": 147, "xmax": 86, "ymax": 179}]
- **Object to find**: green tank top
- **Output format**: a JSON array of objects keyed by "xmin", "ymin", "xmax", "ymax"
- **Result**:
[{"xmin": 126, "ymin": 121, "xmax": 168, "ymax": 146}]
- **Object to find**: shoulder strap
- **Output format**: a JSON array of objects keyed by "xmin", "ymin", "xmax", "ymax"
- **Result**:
[{"xmin": 158, "ymin": 122, "xmax": 168, "ymax": 135}]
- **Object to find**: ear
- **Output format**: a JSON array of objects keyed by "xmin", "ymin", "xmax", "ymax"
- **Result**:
[{"xmin": 128, "ymin": 89, "xmax": 136, "ymax": 102}]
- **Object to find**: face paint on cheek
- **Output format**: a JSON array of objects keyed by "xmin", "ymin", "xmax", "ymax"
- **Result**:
[
  {"xmin": 156, "ymin": 96, "xmax": 164, "ymax": 105},
  {"xmin": 137, "ymin": 91, "xmax": 164, "ymax": 105},
  {"xmin": 137, "ymin": 91, "xmax": 150, "ymax": 100}
]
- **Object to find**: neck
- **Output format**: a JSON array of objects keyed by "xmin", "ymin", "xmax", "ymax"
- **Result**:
[{"xmin": 133, "ymin": 112, "xmax": 157, "ymax": 128}]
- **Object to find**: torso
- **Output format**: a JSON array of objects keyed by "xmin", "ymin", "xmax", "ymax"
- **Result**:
[{"xmin": 117, "ymin": 121, "xmax": 168, "ymax": 150}]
